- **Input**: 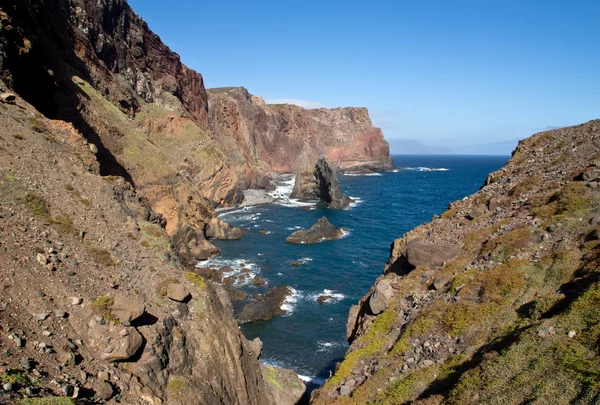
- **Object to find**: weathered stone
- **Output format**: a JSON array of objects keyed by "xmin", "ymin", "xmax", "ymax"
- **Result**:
[
  {"xmin": 248, "ymin": 337, "xmax": 262, "ymax": 360},
  {"xmin": 112, "ymin": 295, "xmax": 145, "ymax": 324},
  {"xmin": 286, "ymin": 217, "xmax": 346, "ymax": 244},
  {"xmin": 252, "ymin": 276, "xmax": 266, "ymax": 286},
  {"xmin": 402, "ymin": 239, "xmax": 460, "ymax": 268},
  {"xmin": 290, "ymin": 157, "xmax": 353, "ymax": 209},
  {"xmin": 369, "ymin": 278, "xmax": 395, "ymax": 315},
  {"xmin": 101, "ymin": 327, "xmax": 143, "ymax": 361},
  {"xmin": 96, "ymin": 381, "xmax": 114, "ymax": 400},
  {"xmin": 237, "ymin": 286, "xmax": 293, "ymax": 324},
  {"xmin": 166, "ymin": 283, "xmax": 190, "ymax": 302}
]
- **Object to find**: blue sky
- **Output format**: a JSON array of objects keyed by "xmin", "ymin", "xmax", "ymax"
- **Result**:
[{"xmin": 129, "ymin": 0, "xmax": 600, "ymax": 151}]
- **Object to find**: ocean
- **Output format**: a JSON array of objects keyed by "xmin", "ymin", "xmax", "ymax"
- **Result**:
[{"xmin": 207, "ymin": 154, "xmax": 508, "ymax": 389}]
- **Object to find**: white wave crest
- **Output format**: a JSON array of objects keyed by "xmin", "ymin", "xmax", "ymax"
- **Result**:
[
  {"xmin": 343, "ymin": 172, "xmax": 383, "ymax": 177},
  {"xmin": 308, "ymin": 289, "xmax": 346, "ymax": 304},
  {"xmin": 397, "ymin": 166, "xmax": 449, "ymax": 172},
  {"xmin": 195, "ymin": 257, "xmax": 260, "ymax": 287},
  {"xmin": 280, "ymin": 287, "xmax": 303, "ymax": 315}
]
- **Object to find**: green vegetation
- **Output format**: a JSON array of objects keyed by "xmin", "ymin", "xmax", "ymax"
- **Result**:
[
  {"xmin": 90, "ymin": 295, "xmax": 118, "ymax": 323},
  {"xmin": 17, "ymin": 193, "xmax": 79, "ymax": 236},
  {"xmin": 0, "ymin": 369, "xmax": 30, "ymax": 385},
  {"xmin": 509, "ymin": 175, "xmax": 542, "ymax": 197},
  {"xmin": 183, "ymin": 272, "xmax": 207, "ymax": 289},
  {"xmin": 440, "ymin": 207, "xmax": 458, "ymax": 219},
  {"xmin": 167, "ymin": 376, "xmax": 189, "ymax": 400},
  {"xmin": 265, "ymin": 366, "xmax": 283, "ymax": 390},
  {"xmin": 156, "ymin": 276, "xmax": 179, "ymax": 297},
  {"xmin": 17, "ymin": 398, "xmax": 75, "ymax": 405},
  {"xmin": 85, "ymin": 244, "xmax": 117, "ymax": 266},
  {"xmin": 552, "ymin": 182, "xmax": 594, "ymax": 215}
]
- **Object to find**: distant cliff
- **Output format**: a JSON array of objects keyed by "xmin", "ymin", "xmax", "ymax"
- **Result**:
[
  {"xmin": 208, "ymin": 87, "xmax": 393, "ymax": 183},
  {"xmin": 312, "ymin": 120, "xmax": 600, "ymax": 404}
]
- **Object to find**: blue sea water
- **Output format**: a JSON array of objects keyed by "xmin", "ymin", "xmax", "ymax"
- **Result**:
[{"xmin": 208, "ymin": 155, "xmax": 508, "ymax": 387}]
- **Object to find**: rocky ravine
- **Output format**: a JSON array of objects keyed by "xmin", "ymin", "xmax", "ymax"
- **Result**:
[
  {"xmin": 0, "ymin": 85, "xmax": 305, "ymax": 403},
  {"xmin": 0, "ymin": 0, "xmax": 392, "ymax": 265},
  {"xmin": 312, "ymin": 120, "xmax": 600, "ymax": 404}
]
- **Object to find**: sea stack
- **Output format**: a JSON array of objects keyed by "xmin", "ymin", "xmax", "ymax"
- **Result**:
[
  {"xmin": 290, "ymin": 157, "xmax": 353, "ymax": 209},
  {"xmin": 286, "ymin": 217, "xmax": 346, "ymax": 244}
]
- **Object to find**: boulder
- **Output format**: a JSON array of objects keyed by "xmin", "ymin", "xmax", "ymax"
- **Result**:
[
  {"xmin": 248, "ymin": 337, "xmax": 263, "ymax": 360},
  {"xmin": 466, "ymin": 204, "xmax": 488, "ymax": 220},
  {"xmin": 166, "ymin": 283, "xmax": 191, "ymax": 302},
  {"xmin": 290, "ymin": 157, "xmax": 352, "ymax": 209},
  {"xmin": 317, "ymin": 295, "xmax": 335, "ymax": 304},
  {"xmin": 237, "ymin": 286, "xmax": 292, "ymax": 324},
  {"xmin": 252, "ymin": 276, "xmax": 266, "ymax": 286},
  {"xmin": 286, "ymin": 217, "xmax": 346, "ymax": 244},
  {"xmin": 101, "ymin": 327, "xmax": 143, "ymax": 362},
  {"xmin": 112, "ymin": 295, "xmax": 145, "ymax": 324},
  {"xmin": 402, "ymin": 238, "xmax": 460, "ymax": 268},
  {"xmin": 369, "ymin": 278, "xmax": 395, "ymax": 314}
]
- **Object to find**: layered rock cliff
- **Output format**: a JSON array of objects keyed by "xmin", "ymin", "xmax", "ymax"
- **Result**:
[
  {"xmin": 312, "ymin": 121, "xmax": 600, "ymax": 404},
  {"xmin": 208, "ymin": 86, "xmax": 394, "ymax": 179}
]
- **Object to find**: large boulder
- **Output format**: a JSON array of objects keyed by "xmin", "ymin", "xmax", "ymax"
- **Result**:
[
  {"xmin": 237, "ymin": 286, "xmax": 293, "ymax": 324},
  {"xmin": 290, "ymin": 157, "xmax": 352, "ymax": 209},
  {"xmin": 112, "ymin": 295, "xmax": 145, "ymax": 324},
  {"xmin": 167, "ymin": 283, "xmax": 191, "ymax": 302},
  {"xmin": 101, "ymin": 327, "xmax": 143, "ymax": 362},
  {"xmin": 369, "ymin": 278, "xmax": 395, "ymax": 315},
  {"xmin": 286, "ymin": 217, "xmax": 346, "ymax": 244},
  {"xmin": 402, "ymin": 238, "xmax": 460, "ymax": 268}
]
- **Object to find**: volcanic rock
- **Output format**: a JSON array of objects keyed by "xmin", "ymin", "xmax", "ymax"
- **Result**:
[
  {"xmin": 167, "ymin": 283, "xmax": 191, "ymax": 302},
  {"xmin": 237, "ymin": 286, "xmax": 293, "ymax": 323},
  {"xmin": 401, "ymin": 238, "xmax": 460, "ymax": 268},
  {"xmin": 290, "ymin": 157, "xmax": 353, "ymax": 209},
  {"xmin": 286, "ymin": 217, "xmax": 346, "ymax": 244}
]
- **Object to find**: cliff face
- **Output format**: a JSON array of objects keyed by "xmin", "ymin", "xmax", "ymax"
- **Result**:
[
  {"xmin": 313, "ymin": 121, "xmax": 600, "ymax": 404},
  {"xmin": 208, "ymin": 87, "xmax": 394, "ymax": 181},
  {"xmin": 0, "ymin": 88, "xmax": 306, "ymax": 404}
]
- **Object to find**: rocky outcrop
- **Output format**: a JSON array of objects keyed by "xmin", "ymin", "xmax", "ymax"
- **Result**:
[
  {"xmin": 237, "ymin": 286, "xmax": 293, "ymax": 324},
  {"xmin": 208, "ymin": 87, "xmax": 394, "ymax": 178},
  {"xmin": 290, "ymin": 156, "xmax": 353, "ymax": 209},
  {"xmin": 313, "ymin": 119, "xmax": 600, "ymax": 404},
  {"xmin": 286, "ymin": 217, "xmax": 346, "ymax": 244}
]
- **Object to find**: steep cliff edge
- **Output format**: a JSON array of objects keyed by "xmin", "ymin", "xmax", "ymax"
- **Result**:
[
  {"xmin": 0, "ymin": 83, "xmax": 305, "ymax": 403},
  {"xmin": 0, "ymin": 0, "xmax": 242, "ymax": 262},
  {"xmin": 208, "ymin": 86, "xmax": 394, "ymax": 178},
  {"xmin": 312, "ymin": 120, "xmax": 600, "ymax": 404}
]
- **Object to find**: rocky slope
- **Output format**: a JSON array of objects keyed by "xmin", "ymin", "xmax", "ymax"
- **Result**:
[
  {"xmin": 208, "ymin": 86, "xmax": 394, "ymax": 179},
  {"xmin": 312, "ymin": 120, "xmax": 600, "ymax": 404},
  {"xmin": 0, "ymin": 83, "xmax": 305, "ymax": 404}
]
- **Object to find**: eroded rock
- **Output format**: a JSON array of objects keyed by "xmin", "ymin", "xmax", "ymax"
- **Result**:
[{"xmin": 286, "ymin": 217, "xmax": 346, "ymax": 244}]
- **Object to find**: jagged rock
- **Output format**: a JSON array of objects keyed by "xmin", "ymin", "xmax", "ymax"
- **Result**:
[
  {"xmin": 286, "ymin": 217, "xmax": 346, "ymax": 244},
  {"xmin": 290, "ymin": 157, "xmax": 353, "ymax": 209},
  {"xmin": 252, "ymin": 276, "xmax": 266, "ymax": 286},
  {"xmin": 101, "ymin": 327, "xmax": 143, "ymax": 362},
  {"xmin": 248, "ymin": 337, "xmax": 263, "ymax": 360},
  {"xmin": 96, "ymin": 381, "xmax": 115, "ymax": 400},
  {"xmin": 237, "ymin": 286, "xmax": 293, "ymax": 324},
  {"xmin": 346, "ymin": 305, "xmax": 361, "ymax": 341},
  {"xmin": 112, "ymin": 295, "xmax": 145, "ymax": 324},
  {"xmin": 261, "ymin": 364, "xmax": 307, "ymax": 405},
  {"xmin": 402, "ymin": 238, "xmax": 460, "ymax": 268},
  {"xmin": 369, "ymin": 278, "xmax": 395, "ymax": 315},
  {"xmin": 167, "ymin": 283, "xmax": 190, "ymax": 302},
  {"xmin": 317, "ymin": 295, "xmax": 335, "ymax": 304}
]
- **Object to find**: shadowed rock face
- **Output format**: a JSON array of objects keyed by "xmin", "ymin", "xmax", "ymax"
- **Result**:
[
  {"xmin": 237, "ymin": 286, "xmax": 293, "ymax": 324},
  {"xmin": 286, "ymin": 217, "xmax": 346, "ymax": 244},
  {"xmin": 290, "ymin": 157, "xmax": 353, "ymax": 209}
]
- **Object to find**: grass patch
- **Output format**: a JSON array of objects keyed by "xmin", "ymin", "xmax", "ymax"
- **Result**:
[
  {"xmin": 17, "ymin": 398, "xmax": 76, "ymax": 405},
  {"xmin": 0, "ymin": 369, "xmax": 30, "ymax": 385},
  {"xmin": 90, "ymin": 295, "xmax": 118, "ymax": 324},
  {"xmin": 167, "ymin": 376, "xmax": 188, "ymax": 400},
  {"xmin": 265, "ymin": 366, "xmax": 283, "ymax": 390},
  {"xmin": 184, "ymin": 272, "xmax": 207, "ymax": 289},
  {"xmin": 156, "ymin": 276, "xmax": 179, "ymax": 297},
  {"xmin": 85, "ymin": 244, "xmax": 117, "ymax": 266},
  {"xmin": 552, "ymin": 182, "xmax": 594, "ymax": 216},
  {"xmin": 441, "ymin": 207, "xmax": 458, "ymax": 219},
  {"xmin": 28, "ymin": 117, "xmax": 47, "ymax": 133},
  {"xmin": 17, "ymin": 193, "xmax": 79, "ymax": 236},
  {"xmin": 509, "ymin": 175, "xmax": 542, "ymax": 197}
]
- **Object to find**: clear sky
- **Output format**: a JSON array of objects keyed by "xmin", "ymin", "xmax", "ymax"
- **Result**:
[{"xmin": 128, "ymin": 0, "xmax": 600, "ymax": 151}]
